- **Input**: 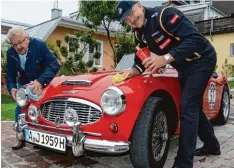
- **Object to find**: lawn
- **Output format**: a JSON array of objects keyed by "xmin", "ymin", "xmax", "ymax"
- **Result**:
[
  {"xmin": 1, "ymin": 94, "xmax": 16, "ymax": 121},
  {"xmin": 230, "ymin": 81, "xmax": 234, "ymax": 89}
]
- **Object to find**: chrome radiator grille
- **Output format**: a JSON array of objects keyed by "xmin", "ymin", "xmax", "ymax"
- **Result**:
[{"xmin": 40, "ymin": 99, "xmax": 102, "ymax": 125}]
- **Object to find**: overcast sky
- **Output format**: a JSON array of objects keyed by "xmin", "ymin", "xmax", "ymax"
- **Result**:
[
  {"xmin": 1, "ymin": 0, "xmax": 79, "ymax": 25},
  {"xmin": 1, "ymin": 0, "xmax": 167, "ymax": 26}
]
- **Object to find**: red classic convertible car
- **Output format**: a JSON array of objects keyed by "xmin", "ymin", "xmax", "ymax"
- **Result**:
[{"xmin": 15, "ymin": 53, "xmax": 231, "ymax": 168}]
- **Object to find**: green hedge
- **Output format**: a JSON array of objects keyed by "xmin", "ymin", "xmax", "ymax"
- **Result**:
[{"xmin": 1, "ymin": 94, "xmax": 15, "ymax": 121}]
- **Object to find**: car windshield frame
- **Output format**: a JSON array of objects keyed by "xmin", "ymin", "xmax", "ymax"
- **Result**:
[{"xmin": 115, "ymin": 53, "xmax": 173, "ymax": 71}]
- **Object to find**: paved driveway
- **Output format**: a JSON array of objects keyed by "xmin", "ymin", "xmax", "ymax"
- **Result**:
[{"xmin": 2, "ymin": 95, "xmax": 234, "ymax": 168}]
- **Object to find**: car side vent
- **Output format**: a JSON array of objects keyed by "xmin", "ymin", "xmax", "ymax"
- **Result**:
[{"xmin": 62, "ymin": 80, "xmax": 92, "ymax": 86}]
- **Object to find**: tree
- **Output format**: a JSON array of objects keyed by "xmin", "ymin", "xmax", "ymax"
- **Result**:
[
  {"xmin": 79, "ymin": 1, "xmax": 119, "ymax": 66},
  {"xmin": 56, "ymin": 30, "xmax": 100, "ymax": 76},
  {"xmin": 222, "ymin": 58, "xmax": 234, "ymax": 77},
  {"xmin": 1, "ymin": 42, "xmax": 11, "ymax": 73},
  {"xmin": 115, "ymin": 29, "xmax": 135, "ymax": 63},
  {"xmin": 1, "ymin": 48, "xmax": 6, "ymax": 73},
  {"xmin": 79, "ymin": 1, "xmax": 137, "ymax": 68},
  {"xmin": 46, "ymin": 40, "xmax": 62, "ymax": 62}
]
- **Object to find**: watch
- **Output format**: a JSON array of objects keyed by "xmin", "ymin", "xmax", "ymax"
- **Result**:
[{"xmin": 164, "ymin": 54, "xmax": 170, "ymax": 64}]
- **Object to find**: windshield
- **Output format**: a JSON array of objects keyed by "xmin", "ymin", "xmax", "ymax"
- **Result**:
[
  {"xmin": 115, "ymin": 53, "xmax": 174, "ymax": 71},
  {"xmin": 115, "ymin": 53, "xmax": 135, "ymax": 71}
]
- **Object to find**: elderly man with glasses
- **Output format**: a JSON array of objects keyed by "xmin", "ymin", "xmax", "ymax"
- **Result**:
[{"xmin": 5, "ymin": 27, "xmax": 60, "ymax": 150}]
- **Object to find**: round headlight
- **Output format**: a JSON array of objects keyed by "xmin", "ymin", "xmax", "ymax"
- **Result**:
[
  {"xmin": 64, "ymin": 107, "xmax": 78, "ymax": 127},
  {"xmin": 101, "ymin": 87, "xmax": 126, "ymax": 116},
  {"xmin": 16, "ymin": 88, "xmax": 29, "ymax": 107},
  {"xmin": 28, "ymin": 104, "xmax": 39, "ymax": 121}
]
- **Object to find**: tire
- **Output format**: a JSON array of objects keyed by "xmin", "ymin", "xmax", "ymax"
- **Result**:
[
  {"xmin": 214, "ymin": 85, "xmax": 230, "ymax": 125},
  {"xmin": 130, "ymin": 97, "xmax": 171, "ymax": 168}
]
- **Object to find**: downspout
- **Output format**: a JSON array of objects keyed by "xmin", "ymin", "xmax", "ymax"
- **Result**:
[
  {"xmin": 210, "ymin": 19, "xmax": 213, "ymax": 41},
  {"xmin": 209, "ymin": 0, "xmax": 214, "ymax": 41}
]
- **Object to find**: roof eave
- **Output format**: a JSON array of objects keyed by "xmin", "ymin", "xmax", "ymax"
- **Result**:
[
  {"xmin": 59, "ymin": 17, "xmax": 116, "ymax": 37},
  {"xmin": 210, "ymin": 6, "xmax": 227, "ymax": 17}
]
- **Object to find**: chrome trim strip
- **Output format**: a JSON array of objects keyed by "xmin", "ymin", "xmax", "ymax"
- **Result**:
[
  {"xmin": 152, "ymin": 73, "xmax": 178, "ymax": 77},
  {"xmin": 27, "ymin": 121, "xmax": 72, "ymax": 132},
  {"xmin": 142, "ymin": 72, "xmax": 178, "ymax": 77},
  {"xmin": 83, "ymin": 131, "xmax": 102, "ymax": 137},
  {"xmin": 62, "ymin": 80, "xmax": 92, "ymax": 86},
  {"xmin": 102, "ymin": 86, "xmax": 126, "ymax": 116},
  {"xmin": 105, "ymin": 86, "xmax": 125, "ymax": 96},
  {"xmin": 26, "ymin": 122, "xmax": 102, "ymax": 136},
  {"xmin": 68, "ymin": 98, "xmax": 102, "ymax": 112},
  {"xmin": 62, "ymin": 90, "xmax": 79, "ymax": 94},
  {"xmin": 84, "ymin": 139, "xmax": 130, "ymax": 154},
  {"xmin": 43, "ymin": 98, "xmax": 102, "ymax": 113},
  {"xmin": 66, "ymin": 136, "xmax": 129, "ymax": 153}
]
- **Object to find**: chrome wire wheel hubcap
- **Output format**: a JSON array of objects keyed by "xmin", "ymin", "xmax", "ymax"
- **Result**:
[
  {"xmin": 152, "ymin": 111, "xmax": 168, "ymax": 161},
  {"xmin": 223, "ymin": 91, "xmax": 229, "ymax": 119}
]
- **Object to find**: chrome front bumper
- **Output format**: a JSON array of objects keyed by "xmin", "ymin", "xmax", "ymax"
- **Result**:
[
  {"xmin": 17, "ymin": 114, "xmax": 130, "ymax": 154},
  {"xmin": 66, "ymin": 136, "xmax": 130, "ymax": 154}
]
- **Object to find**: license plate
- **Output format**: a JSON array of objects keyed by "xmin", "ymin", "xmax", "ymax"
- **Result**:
[{"xmin": 24, "ymin": 128, "xmax": 66, "ymax": 152}]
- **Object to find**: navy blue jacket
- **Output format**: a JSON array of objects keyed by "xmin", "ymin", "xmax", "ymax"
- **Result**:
[
  {"xmin": 133, "ymin": 7, "xmax": 217, "ymax": 75},
  {"xmin": 6, "ymin": 37, "xmax": 60, "ymax": 92}
]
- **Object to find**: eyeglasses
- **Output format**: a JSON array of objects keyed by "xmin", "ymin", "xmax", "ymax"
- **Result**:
[{"xmin": 12, "ymin": 37, "xmax": 27, "ymax": 48}]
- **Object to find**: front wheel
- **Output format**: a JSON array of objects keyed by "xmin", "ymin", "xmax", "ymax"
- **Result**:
[
  {"xmin": 213, "ymin": 85, "xmax": 230, "ymax": 125},
  {"xmin": 130, "ymin": 97, "xmax": 171, "ymax": 168}
]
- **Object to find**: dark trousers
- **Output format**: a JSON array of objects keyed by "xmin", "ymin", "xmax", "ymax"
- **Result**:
[
  {"xmin": 174, "ymin": 70, "xmax": 220, "ymax": 168},
  {"xmin": 15, "ymin": 83, "xmax": 23, "ymax": 122}
]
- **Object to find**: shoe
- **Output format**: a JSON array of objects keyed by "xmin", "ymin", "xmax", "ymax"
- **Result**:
[
  {"xmin": 194, "ymin": 147, "xmax": 221, "ymax": 156},
  {"xmin": 12, "ymin": 140, "xmax": 25, "ymax": 150}
]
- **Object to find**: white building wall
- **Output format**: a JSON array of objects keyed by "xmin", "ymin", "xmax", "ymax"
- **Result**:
[{"xmin": 1, "ymin": 34, "xmax": 7, "ymax": 42}]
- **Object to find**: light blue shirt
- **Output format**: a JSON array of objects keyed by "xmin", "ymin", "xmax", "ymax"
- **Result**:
[{"xmin": 18, "ymin": 52, "xmax": 27, "ymax": 70}]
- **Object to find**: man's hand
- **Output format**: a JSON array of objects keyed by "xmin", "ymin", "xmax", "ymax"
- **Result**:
[
  {"xmin": 10, "ymin": 88, "xmax": 17, "ymax": 100},
  {"xmin": 142, "ymin": 56, "xmax": 167, "ymax": 74},
  {"xmin": 30, "ymin": 80, "xmax": 43, "ymax": 96}
]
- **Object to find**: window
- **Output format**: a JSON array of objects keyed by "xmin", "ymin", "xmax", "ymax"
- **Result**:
[
  {"xmin": 66, "ymin": 35, "xmax": 81, "ymax": 58},
  {"xmin": 66, "ymin": 34, "xmax": 103, "ymax": 67},
  {"xmin": 1, "ymin": 25, "xmax": 12, "ymax": 35},
  {"xmin": 88, "ymin": 42, "xmax": 103, "ymax": 66},
  {"xmin": 231, "ymin": 44, "xmax": 234, "ymax": 57}
]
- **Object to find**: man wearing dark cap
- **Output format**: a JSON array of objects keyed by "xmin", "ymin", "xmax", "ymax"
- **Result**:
[{"xmin": 116, "ymin": 1, "xmax": 220, "ymax": 168}]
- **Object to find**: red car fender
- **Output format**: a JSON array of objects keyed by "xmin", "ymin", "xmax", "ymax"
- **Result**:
[
  {"xmin": 112, "ymin": 74, "xmax": 181, "ymax": 141},
  {"xmin": 203, "ymin": 73, "xmax": 229, "ymax": 120}
]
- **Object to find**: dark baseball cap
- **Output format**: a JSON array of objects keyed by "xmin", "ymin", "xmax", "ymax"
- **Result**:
[{"xmin": 116, "ymin": 0, "xmax": 138, "ymax": 23}]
